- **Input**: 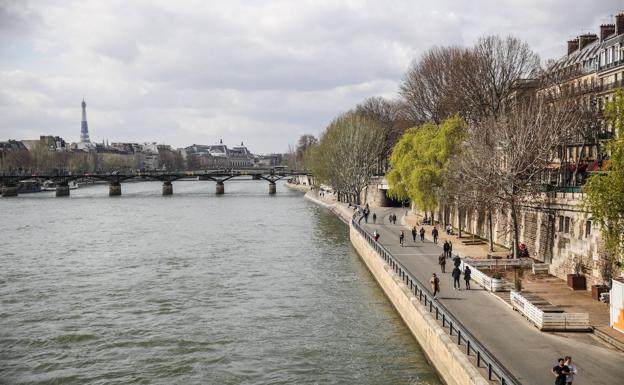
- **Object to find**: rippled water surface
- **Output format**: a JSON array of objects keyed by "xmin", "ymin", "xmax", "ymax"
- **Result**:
[{"xmin": 0, "ymin": 180, "xmax": 441, "ymax": 384}]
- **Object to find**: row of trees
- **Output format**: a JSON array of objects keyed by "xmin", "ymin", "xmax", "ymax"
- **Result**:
[{"xmin": 303, "ymin": 33, "xmax": 623, "ymax": 268}]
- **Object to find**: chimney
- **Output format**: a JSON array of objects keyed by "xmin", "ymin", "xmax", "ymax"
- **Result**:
[
  {"xmin": 578, "ymin": 33, "xmax": 598, "ymax": 50},
  {"xmin": 600, "ymin": 24, "xmax": 615, "ymax": 41},
  {"xmin": 616, "ymin": 13, "xmax": 624, "ymax": 35},
  {"xmin": 567, "ymin": 38, "xmax": 579, "ymax": 55}
]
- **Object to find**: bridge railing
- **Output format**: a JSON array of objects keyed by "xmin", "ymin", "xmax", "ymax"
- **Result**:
[{"xmin": 351, "ymin": 218, "xmax": 521, "ymax": 385}]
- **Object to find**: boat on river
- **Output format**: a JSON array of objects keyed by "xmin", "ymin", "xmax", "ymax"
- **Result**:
[{"xmin": 42, "ymin": 180, "xmax": 79, "ymax": 191}]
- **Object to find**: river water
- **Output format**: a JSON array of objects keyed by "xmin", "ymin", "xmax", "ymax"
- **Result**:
[{"xmin": 0, "ymin": 180, "xmax": 441, "ymax": 385}]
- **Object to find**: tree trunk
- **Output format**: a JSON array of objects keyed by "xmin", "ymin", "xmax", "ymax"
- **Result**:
[
  {"xmin": 457, "ymin": 207, "xmax": 462, "ymax": 238},
  {"xmin": 488, "ymin": 211, "xmax": 494, "ymax": 252},
  {"xmin": 571, "ymin": 142, "xmax": 585, "ymax": 187},
  {"xmin": 510, "ymin": 202, "xmax": 520, "ymax": 259}
]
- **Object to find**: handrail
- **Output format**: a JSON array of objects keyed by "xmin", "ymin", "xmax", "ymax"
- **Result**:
[{"xmin": 351, "ymin": 218, "xmax": 522, "ymax": 385}]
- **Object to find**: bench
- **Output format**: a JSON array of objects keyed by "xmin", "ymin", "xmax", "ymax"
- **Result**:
[{"xmin": 532, "ymin": 263, "xmax": 550, "ymax": 275}]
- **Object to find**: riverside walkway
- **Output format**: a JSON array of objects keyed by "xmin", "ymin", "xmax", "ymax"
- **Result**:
[{"xmin": 360, "ymin": 207, "xmax": 623, "ymax": 385}]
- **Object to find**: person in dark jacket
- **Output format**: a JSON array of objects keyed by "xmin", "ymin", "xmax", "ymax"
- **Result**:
[
  {"xmin": 453, "ymin": 255, "xmax": 461, "ymax": 268},
  {"xmin": 432, "ymin": 227, "xmax": 439, "ymax": 244},
  {"xmin": 443, "ymin": 241, "xmax": 450, "ymax": 258},
  {"xmin": 438, "ymin": 254, "xmax": 446, "ymax": 273},
  {"xmin": 463, "ymin": 266, "xmax": 471, "ymax": 290},
  {"xmin": 419, "ymin": 227, "xmax": 425, "ymax": 242},
  {"xmin": 452, "ymin": 266, "xmax": 461, "ymax": 289},
  {"xmin": 411, "ymin": 226, "xmax": 417, "ymax": 242}
]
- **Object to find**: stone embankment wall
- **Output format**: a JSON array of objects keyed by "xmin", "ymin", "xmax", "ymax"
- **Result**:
[
  {"xmin": 350, "ymin": 225, "xmax": 489, "ymax": 385},
  {"xmin": 419, "ymin": 192, "xmax": 610, "ymax": 288}
]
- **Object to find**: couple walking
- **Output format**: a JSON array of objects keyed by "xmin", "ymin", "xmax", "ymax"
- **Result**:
[
  {"xmin": 552, "ymin": 356, "xmax": 577, "ymax": 385},
  {"xmin": 437, "ymin": 254, "xmax": 472, "ymax": 290}
]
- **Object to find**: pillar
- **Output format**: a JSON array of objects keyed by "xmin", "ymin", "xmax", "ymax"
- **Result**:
[
  {"xmin": 109, "ymin": 181, "xmax": 121, "ymax": 196},
  {"xmin": 216, "ymin": 181, "xmax": 225, "ymax": 195},
  {"xmin": 269, "ymin": 181, "xmax": 276, "ymax": 194},
  {"xmin": 162, "ymin": 181, "xmax": 173, "ymax": 196},
  {"xmin": 1, "ymin": 185, "xmax": 18, "ymax": 197},
  {"xmin": 56, "ymin": 183, "xmax": 70, "ymax": 197}
]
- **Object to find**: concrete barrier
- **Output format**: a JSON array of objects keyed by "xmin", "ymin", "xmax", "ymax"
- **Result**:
[{"xmin": 350, "ymin": 225, "xmax": 489, "ymax": 385}]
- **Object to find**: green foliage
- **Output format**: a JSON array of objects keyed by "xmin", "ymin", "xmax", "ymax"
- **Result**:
[
  {"xmin": 386, "ymin": 116, "xmax": 466, "ymax": 211},
  {"xmin": 583, "ymin": 89, "xmax": 624, "ymax": 266}
]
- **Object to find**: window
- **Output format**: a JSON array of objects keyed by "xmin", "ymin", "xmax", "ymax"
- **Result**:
[
  {"xmin": 585, "ymin": 220, "xmax": 592, "ymax": 238},
  {"xmin": 558, "ymin": 216, "xmax": 571, "ymax": 234}
]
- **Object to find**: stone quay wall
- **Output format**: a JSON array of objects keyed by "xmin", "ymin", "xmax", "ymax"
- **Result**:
[{"xmin": 420, "ymin": 192, "xmax": 611, "ymax": 288}]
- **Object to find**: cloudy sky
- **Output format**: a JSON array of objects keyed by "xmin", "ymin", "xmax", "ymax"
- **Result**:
[{"xmin": 1, "ymin": 1, "xmax": 622, "ymax": 153}]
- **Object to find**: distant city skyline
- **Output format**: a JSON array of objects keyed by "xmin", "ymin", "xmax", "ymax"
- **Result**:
[{"xmin": 1, "ymin": 1, "xmax": 623, "ymax": 153}]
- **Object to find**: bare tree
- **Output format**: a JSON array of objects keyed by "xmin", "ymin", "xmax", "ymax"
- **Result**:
[
  {"xmin": 308, "ymin": 111, "xmax": 384, "ymax": 205},
  {"xmin": 457, "ymin": 97, "xmax": 581, "ymax": 257},
  {"xmin": 457, "ymin": 35, "xmax": 541, "ymax": 122},
  {"xmin": 399, "ymin": 46, "xmax": 468, "ymax": 126}
]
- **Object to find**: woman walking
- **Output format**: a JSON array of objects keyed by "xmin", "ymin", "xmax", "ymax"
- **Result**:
[{"xmin": 430, "ymin": 273, "xmax": 440, "ymax": 299}]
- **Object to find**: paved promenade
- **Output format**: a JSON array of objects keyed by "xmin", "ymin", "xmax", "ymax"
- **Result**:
[{"xmin": 360, "ymin": 207, "xmax": 623, "ymax": 385}]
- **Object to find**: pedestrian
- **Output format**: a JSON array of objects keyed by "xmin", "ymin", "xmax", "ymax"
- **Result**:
[
  {"xmin": 443, "ymin": 241, "xmax": 450, "ymax": 258},
  {"xmin": 448, "ymin": 241, "xmax": 453, "ymax": 257},
  {"xmin": 420, "ymin": 227, "xmax": 425, "ymax": 242},
  {"xmin": 552, "ymin": 358, "xmax": 570, "ymax": 385},
  {"xmin": 430, "ymin": 273, "xmax": 440, "ymax": 299},
  {"xmin": 452, "ymin": 266, "xmax": 461, "ymax": 289},
  {"xmin": 446, "ymin": 223, "xmax": 452, "ymax": 235},
  {"xmin": 432, "ymin": 227, "xmax": 439, "ymax": 244},
  {"xmin": 392, "ymin": 213, "xmax": 397, "ymax": 224},
  {"xmin": 399, "ymin": 230, "xmax": 405, "ymax": 247},
  {"xmin": 463, "ymin": 266, "xmax": 471, "ymax": 290},
  {"xmin": 373, "ymin": 230, "xmax": 380, "ymax": 242},
  {"xmin": 564, "ymin": 356, "xmax": 577, "ymax": 384},
  {"xmin": 364, "ymin": 209, "xmax": 369, "ymax": 223},
  {"xmin": 453, "ymin": 255, "xmax": 461, "ymax": 268},
  {"xmin": 372, "ymin": 213, "xmax": 377, "ymax": 224},
  {"xmin": 411, "ymin": 226, "xmax": 417, "ymax": 242},
  {"xmin": 438, "ymin": 254, "xmax": 446, "ymax": 273}
]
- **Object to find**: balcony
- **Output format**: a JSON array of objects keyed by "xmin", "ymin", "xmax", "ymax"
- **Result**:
[{"xmin": 598, "ymin": 59, "xmax": 624, "ymax": 72}]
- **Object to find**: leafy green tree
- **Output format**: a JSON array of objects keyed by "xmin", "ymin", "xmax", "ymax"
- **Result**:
[
  {"xmin": 386, "ymin": 116, "xmax": 466, "ymax": 215},
  {"xmin": 583, "ymin": 89, "xmax": 624, "ymax": 271}
]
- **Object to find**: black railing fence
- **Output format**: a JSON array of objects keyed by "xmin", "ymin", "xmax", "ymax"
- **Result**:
[{"xmin": 351, "ymin": 217, "xmax": 521, "ymax": 385}]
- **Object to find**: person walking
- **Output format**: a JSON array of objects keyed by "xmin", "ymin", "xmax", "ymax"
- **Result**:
[
  {"xmin": 448, "ymin": 241, "xmax": 453, "ymax": 257},
  {"xmin": 411, "ymin": 226, "xmax": 417, "ymax": 243},
  {"xmin": 393, "ymin": 213, "xmax": 397, "ymax": 224},
  {"xmin": 564, "ymin": 356, "xmax": 577, "ymax": 384},
  {"xmin": 443, "ymin": 241, "xmax": 450, "ymax": 258},
  {"xmin": 463, "ymin": 266, "xmax": 471, "ymax": 290},
  {"xmin": 372, "ymin": 213, "xmax": 377, "ymax": 224},
  {"xmin": 430, "ymin": 273, "xmax": 440, "ymax": 299},
  {"xmin": 438, "ymin": 254, "xmax": 446, "ymax": 273},
  {"xmin": 399, "ymin": 230, "xmax": 405, "ymax": 247},
  {"xmin": 419, "ymin": 227, "xmax": 425, "ymax": 242},
  {"xmin": 374, "ymin": 230, "xmax": 380, "ymax": 242},
  {"xmin": 453, "ymin": 255, "xmax": 461, "ymax": 269},
  {"xmin": 432, "ymin": 227, "xmax": 439, "ymax": 244},
  {"xmin": 552, "ymin": 358, "xmax": 570, "ymax": 385},
  {"xmin": 452, "ymin": 266, "xmax": 461, "ymax": 289}
]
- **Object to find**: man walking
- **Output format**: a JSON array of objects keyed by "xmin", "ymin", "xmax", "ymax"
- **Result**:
[
  {"xmin": 448, "ymin": 241, "xmax": 453, "ymax": 258},
  {"xmin": 452, "ymin": 266, "xmax": 461, "ymax": 290},
  {"xmin": 430, "ymin": 273, "xmax": 440, "ymax": 299},
  {"xmin": 399, "ymin": 230, "xmax": 405, "ymax": 247},
  {"xmin": 453, "ymin": 255, "xmax": 461, "ymax": 269},
  {"xmin": 432, "ymin": 227, "xmax": 439, "ymax": 244},
  {"xmin": 411, "ymin": 226, "xmax": 417, "ymax": 243},
  {"xmin": 443, "ymin": 241, "xmax": 450, "ymax": 258},
  {"xmin": 419, "ymin": 227, "xmax": 425, "ymax": 242},
  {"xmin": 463, "ymin": 266, "xmax": 471, "ymax": 290},
  {"xmin": 438, "ymin": 254, "xmax": 446, "ymax": 273},
  {"xmin": 372, "ymin": 213, "xmax": 377, "ymax": 224}
]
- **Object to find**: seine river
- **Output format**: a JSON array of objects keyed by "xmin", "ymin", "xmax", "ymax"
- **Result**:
[{"xmin": 0, "ymin": 180, "xmax": 441, "ymax": 385}]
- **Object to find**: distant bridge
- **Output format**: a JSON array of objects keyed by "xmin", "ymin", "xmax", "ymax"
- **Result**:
[{"xmin": 0, "ymin": 169, "xmax": 310, "ymax": 197}]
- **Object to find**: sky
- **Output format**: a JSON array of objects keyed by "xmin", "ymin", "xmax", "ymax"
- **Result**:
[{"xmin": 1, "ymin": 1, "xmax": 623, "ymax": 153}]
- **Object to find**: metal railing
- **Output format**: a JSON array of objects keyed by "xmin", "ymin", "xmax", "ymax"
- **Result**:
[{"xmin": 352, "ymin": 218, "xmax": 521, "ymax": 385}]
